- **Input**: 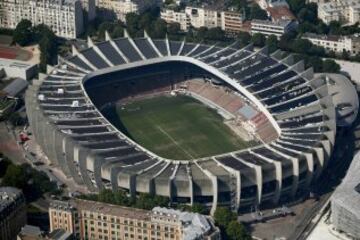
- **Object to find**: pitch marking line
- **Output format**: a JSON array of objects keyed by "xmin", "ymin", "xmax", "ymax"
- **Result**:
[{"xmin": 156, "ymin": 126, "xmax": 195, "ymax": 159}]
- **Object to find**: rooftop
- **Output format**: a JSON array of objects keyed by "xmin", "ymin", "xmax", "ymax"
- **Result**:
[
  {"xmin": 0, "ymin": 187, "xmax": 23, "ymax": 212},
  {"xmin": 303, "ymin": 33, "xmax": 360, "ymax": 42},
  {"xmin": 0, "ymin": 58, "xmax": 35, "ymax": 70},
  {"xmin": 75, "ymin": 199, "xmax": 151, "ymax": 221},
  {"xmin": 251, "ymin": 19, "xmax": 293, "ymax": 27},
  {"xmin": 267, "ymin": 6, "xmax": 296, "ymax": 21}
]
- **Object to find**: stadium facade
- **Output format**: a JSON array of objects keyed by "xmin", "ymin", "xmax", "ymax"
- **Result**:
[
  {"xmin": 331, "ymin": 151, "xmax": 360, "ymax": 239},
  {"xmin": 26, "ymin": 30, "xmax": 350, "ymax": 214}
]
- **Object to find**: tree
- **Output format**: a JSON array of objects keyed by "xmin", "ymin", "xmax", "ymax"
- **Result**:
[
  {"xmin": 237, "ymin": 31, "xmax": 251, "ymax": 47},
  {"xmin": 297, "ymin": 3, "xmax": 317, "ymax": 23},
  {"xmin": 291, "ymin": 39, "xmax": 313, "ymax": 54},
  {"xmin": 226, "ymin": 221, "xmax": 251, "ymax": 240},
  {"xmin": 287, "ymin": 0, "xmax": 306, "ymax": 14},
  {"xmin": 2, "ymin": 164, "xmax": 27, "ymax": 189},
  {"xmin": 214, "ymin": 207, "xmax": 237, "ymax": 228},
  {"xmin": 251, "ymin": 33, "xmax": 266, "ymax": 47},
  {"xmin": 342, "ymin": 50, "xmax": 350, "ymax": 60},
  {"xmin": 13, "ymin": 19, "xmax": 33, "ymax": 46},
  {"xmin": 98, "ymin": 189, "xmax": 116, "ymax": 203},
  {"xmin": 98, "ymin": 21, "xmax": 114, "ymax": 40},
  {"xmin": 307, "ymin": 56, "xmax": 324, "ymax": 72},
  {"xmin": 323, "ymin": 59, "xmax": 340, "ymax": 73},
  {"xmin": 167, "ymin": 23, "xmax": 181, "ymax": 36},
  {"xmin": 111, "ymin": 25, "xmax": 124, "ymax": 38},
  {"xmin": 33, "ymin": 24, "xmax": 53, "ymax": 42},
  {"xmin": 328, "ymin": 21, "xmax": 342, "ymax": 35},
  {"xmin": 113, "ymin": 190, "xmax": 131, "ymax": 206},
  {"xmin": 126, "ymin": 13, "xmax": 141, "ymax": 37},
  {"xmin": 151, "ymin": 19, "xmax": 167, "ymax": 38},
  {"xmin": 249, "ymin": 4, "xmax": 268, "ymax": 20},
  {"xmin": 266, "ymin": 35, "xmax": 278, "ymax": 53},
  {"xmin": 39, "ymin": 31, "xmax": 58, "ymax": 73},
  {"xmin": 191, "ymin": 203, "xmax": 207, "ymax": 214},
  {"xmin": 206, "ymin": 27, "xmax": 226, "ymax": 42}
]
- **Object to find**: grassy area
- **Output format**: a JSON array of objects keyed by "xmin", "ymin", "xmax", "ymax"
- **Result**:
[{"xmin": 107, "ymin": 95, "xmax": 252, "ymax": 160}]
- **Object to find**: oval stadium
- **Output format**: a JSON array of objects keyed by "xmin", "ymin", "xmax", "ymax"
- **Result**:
[{"xmin": 25, "ymin": 30, "xmax": 355, "ymax": 214}]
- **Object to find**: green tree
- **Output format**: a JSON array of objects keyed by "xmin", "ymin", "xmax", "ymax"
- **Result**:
[
  {"xmin": 191, "ymin": 203, "xmax": 207, "ymax": 214},
  {"xmin": 98, "ymin": 21, "xmax": 114, "ymax": 40},
  {"xmin": 214, "ymin": 207, "xmax": 237, "ymax": 228},
  {"xmin": 2, "ymin": 164, "xmax": 27, "ymax": 189},
  {"xmin": 342, "ymin": 50, "xmax": 350, "ymax": 60},
  {"xmin": 266, "ymin": 34, "xmax": 278, "ymax": 53},
  {"xmin": 237, "ymin": 31, "xmax": 251, "ymax": 46},
  {"xmin": 328, "ymin": 21, "xmax": 342, "ymax": 35},
  {"xmin": 287, "ymin": 0, "xmax": 306, "ymax": 14},
  {"xmin": 126, "ymin": 13, "xmax": 141, "ymax": 37},
  {"xmin": 251, "ymin": 33, "xmax": 266, "ymax": 47},
  {"xmin": 32, "ymin": 24, "xmax": 53, "ymax": 42},
  {"xmin": 151, "ymin": 19, "xmax": 167, "ymax": 38},
  {"xmin": 113, "ymin": 190, "xmax": 131, "ymax": 206},
  {"xmin": 98, "ymin": 189, "xmax": 116, "ymax": 203},
  {"xmin": 38, "ymin": 28, "xmax": 57, "ymax": 73},
  {"xmin": 297, "ymin": 3, "xmax": 317, "ymax": 23},
  {"xmin": 249, "ymin": 4, "xmax": 268, "ymax": 20},
  {"xmin": 291, "ymin": 39, "xmax": 313, "ymax": 54},
  {"xmin": 323, "ymin": 59, "xmax": 340, "ymax": 73},
  {"xmin": 167, "ymin": 23, "xmax": 181, "ymax": 36},
  {"xmin": 111, "ymin": 25, "xmax": 124, "ymax": 38},
  {"xmin": 13, "ymin": 19, "xmax": 33, "ymax": 46},
  {"xmin": 226, "ymin": 221, "xmax": 251, "ymax": 240}
]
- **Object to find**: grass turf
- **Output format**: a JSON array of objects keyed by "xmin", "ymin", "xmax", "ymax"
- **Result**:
[{"xmin": 110, "ymin": 95, "xmax": 252, "ymax": 160}]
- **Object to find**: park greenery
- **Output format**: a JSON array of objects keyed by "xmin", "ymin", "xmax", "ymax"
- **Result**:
[
  {"xmin": 0, "ymin": 154, "xmax": 59, "ymax": 201},
  {"xmin": 214, "ymin": 207, "xmax": 252, "ymax": 240},
  {"xmin": 78, "ymin": 189, "xmax": 169, "ymax": 210},
  {"xmin": 13, "ymin": 19, "xmax": 58, "ymax": 72}
]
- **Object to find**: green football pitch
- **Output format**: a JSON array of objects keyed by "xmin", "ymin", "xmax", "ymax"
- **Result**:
[{"xmin": 111, "ymin": 95, "xmax": 252, "ymax": 160}]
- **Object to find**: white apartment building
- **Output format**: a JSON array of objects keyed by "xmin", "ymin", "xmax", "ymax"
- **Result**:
[
  {"xmin": 303, "ymin": 33, "xmax": 360, "ymax": 55},
  {"xmin": 97, "ymin": 0, "xmax": 162, "ymax": 22},
  {"xmin": 0, "ymin": 0, "xmax": 84, "ymax": 39},
  {"xmin": 318, "ymin": 0, "xmax": 360, "ymax": 24},
  {"xmin": 161, "ymin": 6, "xmax": 245, "ymax": 33},
  {"xmin": 251, "ymin": 19, "xmax": 297, "ymax": 38},
  {"xmin": 161, "ymin": 9, "xmax": 190, "ymax": 31}
]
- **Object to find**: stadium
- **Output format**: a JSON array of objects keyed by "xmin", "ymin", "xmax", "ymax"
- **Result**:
[{"xmin": 25, "ymin": 30, "xmax": 356, "ymax": 214}]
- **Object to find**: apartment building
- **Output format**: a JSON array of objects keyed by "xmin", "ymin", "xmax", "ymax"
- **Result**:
[
  {"xmin": 303, "ymin": 33, "xmax": 360, "ymax": 55},
  {"xmin": 0, "ymin": 0, "xmax": 84, "ymax": 39},
  {"xmin": 318, "ymin": 0, "xmax": 360, "ymax": 24},
  {"xmin": 161, "ymin": 6, "xmax": 245, "ymax": 33},
  {"xmin": 49, "ymin": 199, "xmax": 220, "ymax": 240},
  {"xmin": 0, "ymin": 187, "xmax": 27, "ymax": 240},
  {"xmin": 160, "ymin": 9, "xmax": 190, "ymax": 31},
  {"xmin": 251, "ymin": 19, "xmax": 297, "ymax": 38},
  {"xmin": 97, "ymin": 0, "xmax": 162, "ymax": 22}
]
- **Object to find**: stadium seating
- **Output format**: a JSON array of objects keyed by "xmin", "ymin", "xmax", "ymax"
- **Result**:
[{"xmin": 25, "ymin": 32, "xmax": 337, "ymax": 214}]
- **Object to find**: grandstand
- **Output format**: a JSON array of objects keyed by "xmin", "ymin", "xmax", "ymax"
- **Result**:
[{"xmin": 26, "ymin": 30, "xmax": 339, "ymax": 214}]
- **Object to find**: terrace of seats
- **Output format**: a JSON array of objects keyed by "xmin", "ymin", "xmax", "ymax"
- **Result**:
[{"xmin": 27, "ymin": 35, "xmax": 335, "ymax": 208}]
